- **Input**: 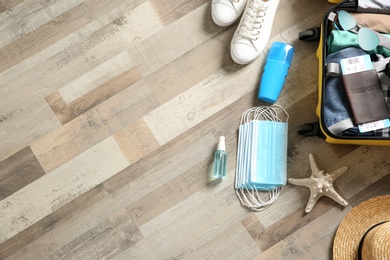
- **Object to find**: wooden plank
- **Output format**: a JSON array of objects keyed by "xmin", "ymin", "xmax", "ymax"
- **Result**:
[
  {"xmin": 242, "ymin": 198, "xmax": 343, "ymax": 252},
  {"xmin": 0, "ymin": 146, "xmax": 46, "ymax": 200},
  {"xmin": 144, "ymin": 26, "xmax": 235, "ymax": 105},
  {"xmin": 0, "ymin": 0, "xmax": 83, "ymax": 48},
  {"xmin": 0, "ymin": 100, "xmax": 61, "ymax": 161},
  {"xmin": 132, "ymin": 3, "xmax": 225, "ymax": 77},
  {"xmin": 172, "ymin": 221, "xmax": 261, "ymax": 260},
  {"xmin": 113, "ymin": 118, "xmax": 160, "ymax": 163},
  {"xmin": 31, "ymin": 79, "xmax": 159, "ymax": 172},
  {"xmin": 57, "ymin": 50, "xmax": 135, "ymax": 104},
  {"xmin": 0, "ymin": 0, "xmax": 158, "ymax": 160},
  {"xmin": 148, "ymin": 0, "xmax": 209, "ymax": 26},
  {"xmin": 348, "ymin": 172, "xmax": 390, "ymax": 206},
  {"xmin": 1, "ymin": 131, "xmax": 218, "ymax": 259},
  {"xmin": 0, "ymin": 0, "xmax": 23, "ymax": 14},
  {"xmin": 332, "ymin": 146, "xmax": 390, "ymax": 198},
  {"xmin": 116, "ymin": 182, "xmax": 246, "ymax": 259},
  {"xmin": 0, "ymin": 183, "xmax": 109, "ymax": 259},
  {"xmin": 46, "ymin": 67, "xmax": 142, "ymax": 124},
  {"xmin": 0, "ymin": 0, "xmax": 145, "ymax": 73},
  {"xmin": 47, "ymin": 209, "xmax": 143, "ymax": 260},
  {"xmin": 143, "ymin": 67, "xmax": 258, "ymax": 145},
  {"xmin": 0, "ymin": 136, "xmax": 129, "ymax": 243},
  {"xmin": 0, "ymin": 0, "xmax": 157, "ymax": 88},
  {"xmin": 256, "ymin": 206, "xmax": 349, "ymax": 260}
]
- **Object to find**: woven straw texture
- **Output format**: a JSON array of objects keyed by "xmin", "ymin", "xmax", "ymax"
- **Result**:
[
  {"xmin": 361, "ymin": 222, "xmax": 390, "ymax": 259},
  {"xmin": 333, "ymin": 195, "xmax": 390, "ymax": 260}
]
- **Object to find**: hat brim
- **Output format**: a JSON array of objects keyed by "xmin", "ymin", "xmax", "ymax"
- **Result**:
[{"xmin": 333, "ymin": 195, "xmax": 390, "ymax": 260}]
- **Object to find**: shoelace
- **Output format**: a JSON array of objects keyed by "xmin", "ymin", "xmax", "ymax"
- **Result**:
[{"xmin": 238, "ymin": 0, "xmax": 268, "ymax": 40}]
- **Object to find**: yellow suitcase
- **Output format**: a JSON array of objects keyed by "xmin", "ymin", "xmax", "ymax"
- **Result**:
[{"xmin": 298, "ymin": 0, "xmax": 390, "ymax": 146}]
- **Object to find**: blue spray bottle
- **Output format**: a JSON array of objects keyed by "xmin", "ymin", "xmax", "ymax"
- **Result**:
[{"xmin": 258, "ymin": 42, "xmax": 294, "ymax": 103}]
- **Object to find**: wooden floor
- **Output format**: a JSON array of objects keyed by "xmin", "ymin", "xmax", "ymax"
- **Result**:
[{"xmin": 1, "ymin": 0, "xmax": 389, "ymax": 259}]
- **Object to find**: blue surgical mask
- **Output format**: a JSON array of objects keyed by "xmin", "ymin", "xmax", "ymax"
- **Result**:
[
  {"xmin": 251, "ymin": 120, "xmax": 288, "ymax": 190},
  {"xmin": 235, "ymin": 106, "xmax": 289, "ymax": 211}
]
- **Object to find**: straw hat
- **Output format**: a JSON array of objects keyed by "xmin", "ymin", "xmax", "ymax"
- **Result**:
[{"xmin": 333, "ymin": 195, "xmax": 390, "ymax": 260}]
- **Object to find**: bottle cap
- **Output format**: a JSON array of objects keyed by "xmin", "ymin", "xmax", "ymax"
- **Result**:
[
  {"xmin": 217, "ymin": 136, "xmax": 225, "ymax": 151},
  {"xmin": 267, "ymin": 42, "xmax": 294, "ymax": 65}
]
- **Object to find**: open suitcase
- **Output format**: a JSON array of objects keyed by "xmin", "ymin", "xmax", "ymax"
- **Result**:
[{"xmin": 298, "ymin": 0, "xmax": 390, "ymax": 146}]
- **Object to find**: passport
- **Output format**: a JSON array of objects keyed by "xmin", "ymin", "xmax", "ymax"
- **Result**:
[{"xmin": 342, "ymin": 69, "xmax": 390, "ymax": 124}]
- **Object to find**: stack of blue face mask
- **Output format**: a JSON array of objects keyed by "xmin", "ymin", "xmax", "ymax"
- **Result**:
[{"xmin": 235, "ymin": 105, "xmax": 288, "ymax": 211}]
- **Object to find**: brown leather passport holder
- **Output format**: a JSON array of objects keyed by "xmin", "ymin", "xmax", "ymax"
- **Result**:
[{"xmin": 342, "ymin": 69, "xmax": 390, "ymax": 124}]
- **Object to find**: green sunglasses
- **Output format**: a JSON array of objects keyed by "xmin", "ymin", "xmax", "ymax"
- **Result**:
[{"xmin": 337, "ymin": 10, "xmax": 390, "ymax": 51}]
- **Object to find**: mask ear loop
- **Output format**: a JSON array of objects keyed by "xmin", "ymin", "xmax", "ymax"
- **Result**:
[
  {"xmin": 236, "ymin": 185, "xmax": 265, "ymax": 211},
  {"xmin": 255, "ymin": 105, "xmax": 289, "ymax": 122},
  {"xmin": 235, "ymin": 105, "xmax": 289, "ymax": 211},
  {"xmin": 235, "ymin": 186, "xmax": 283, "ymax": 212}
]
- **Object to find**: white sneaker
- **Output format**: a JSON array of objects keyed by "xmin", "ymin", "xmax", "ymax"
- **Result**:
[
  {"xmin": 230, "ymin": 0, "xmax": 279, "ymax": 64},
  {"xmin": 211, "ymin": 0, "xmax": 247, "ymax": 27}
]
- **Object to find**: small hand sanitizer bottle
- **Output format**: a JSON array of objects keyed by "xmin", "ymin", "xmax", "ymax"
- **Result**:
[{"xmin": 213, "ymin": 136, "xmax": 227, "ymax": 178}]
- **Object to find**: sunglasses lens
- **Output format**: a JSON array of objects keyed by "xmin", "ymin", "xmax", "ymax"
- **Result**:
[
  {"xmin": 338, "ymin": 10, "xmax": 356, "ymax": 30},
  {"xmin": 358, "ymin": 28, "xmax": 379, "ymax": 51}
]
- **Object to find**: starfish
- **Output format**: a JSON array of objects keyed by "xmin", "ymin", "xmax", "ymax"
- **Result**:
[{"xmin": 288, "ymin": 153, "xmax": 348, "ymax": 213}]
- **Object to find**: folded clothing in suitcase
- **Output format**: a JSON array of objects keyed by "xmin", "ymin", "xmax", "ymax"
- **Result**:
[{"xmin": 298, "ymin": 0, "xmax": 390, "ymax": 146}]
